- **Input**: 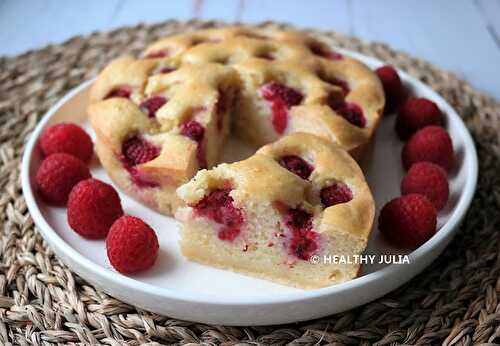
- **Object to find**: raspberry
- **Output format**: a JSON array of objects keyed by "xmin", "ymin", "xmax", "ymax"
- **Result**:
[
  {"xmin": 282, "ymin": 208, "xmax": 319, "ymax": 260},
  {"xmin": 144, "ymin": 50, "xmax": 168, "ymax": 59},
  {"xmin": 139, "ymin": 96, "xmax": 167, "ymax": 118},
  {"xmin": 120, "ymin": 136, "xmax": 161, "ymax": 188},
  {"xmin": 68, "ymin": 178, "xmax": 124, "ymax": 239},
  {"xmin": 261, "ymin": 82, "xmax": 303, "ymax": 134},
  {"xmin": 261, "ymin": 82, "xmax": 303, "ymax": 106},
  {"xmin": 378, "ymin": 194, "xmax": 437, "ymax": 249},
  {"xmin": 289, "ymin": 230, "xmax": 320, "ymax": 261},
  {"xmin": 181, "ymin": 120, "xmax": 205, "ymax": 142},
  {"xmin": 106, "ymin": 215, "xmax": 159, "ymax": 273},
  {"xmin": 217, "ymin": 228, "xmax": 241, "ymax": 241},
  {"xmin": 157, "ymin": 66, "xmax": 176, "ymax": 74},
  {"xmin": 181, "ymin": 120, "xmax": 207, "ymax": 169},
  {"xmin": 320, "ymin": 183, "xmax": 353, "ymax": 207},
  {"xmin": 105, "ymin": 86, "xmax": 131, "ymax": 99},
  {"xmin": 283, "ymin": 208, "xmax": 313, "ymax": 232},
  {"xmin": 278, "ymin": 155, "xmax": 314, "ymax": 180},
  {"xmin": 121, "ymin": 136, "xmax": 161, "ymax": 166},
  {"xmin": 375, "ymin": 65, "xmax": 404, "ymax": 113},
  {"xmin": 328, "ymin": 97, "xmax": 366, "ymax": 128},
  {"xmin": 396, "ymin": 97, "xmax": 443, "ymax": 139},
  {"xmin": 193, "ymin": 188, "xmax": 244, "ymax": 241},
  {"xmin": 402, "ymin": 126, "xmax": 454, "ymax": 171},
  {"xmin": 36, "ymin": 153, "xmax": 91, "ymax": 205},
  {"xmin": 39, "ymin": 123, "xmax": 93, "ymax": 162},
  {"xmin": 401, "ymin": 162, "xmax": 449, "ymax": 210},
  {"xmin": 308, "ymin": 42, "xmax": 343, "ymax": 60}
]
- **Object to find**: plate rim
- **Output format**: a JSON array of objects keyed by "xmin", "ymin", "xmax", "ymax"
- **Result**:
[{"xmin": 21, "ymin": 49, "xmax": 478, "ymax": 307}]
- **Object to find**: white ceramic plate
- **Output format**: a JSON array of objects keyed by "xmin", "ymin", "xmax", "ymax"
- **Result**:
[{"xmin": 21, "ymin": 49, "xmax": 478, "ymax": 326}]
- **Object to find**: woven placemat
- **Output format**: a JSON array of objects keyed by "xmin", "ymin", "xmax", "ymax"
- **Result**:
[{"xmin": 0, "ymin": 20, "xmax": 499, "ymax": 346}]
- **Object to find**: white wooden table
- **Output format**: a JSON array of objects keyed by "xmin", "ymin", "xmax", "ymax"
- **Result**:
[{"xmin": 1, "ymin": 0, "xmax": 499, "ymax": 99}]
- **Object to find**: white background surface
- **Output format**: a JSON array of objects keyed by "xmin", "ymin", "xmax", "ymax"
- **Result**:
[{"xmin": 1, "ymin": 0, "xmax": 499, "ymax": 99}]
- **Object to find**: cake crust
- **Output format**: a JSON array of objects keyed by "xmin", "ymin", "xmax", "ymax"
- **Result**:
[{"xmin": 89, "ymin": 26, "xmax": 383, "ymax": 216}]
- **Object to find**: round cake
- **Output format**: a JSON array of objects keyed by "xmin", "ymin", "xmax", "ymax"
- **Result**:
[{"xmin": 88, "ymin": 26, "xmax": 384, "ymax": 217}]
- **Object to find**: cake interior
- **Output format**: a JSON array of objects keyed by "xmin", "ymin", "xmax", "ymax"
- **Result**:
[
  {"xmin": 176, "ymin": 140, "xmax": 371, "ymax": 290},
  {"xmin": 178, "ymin": 184, "xmax": 365, "ymax": 289}
]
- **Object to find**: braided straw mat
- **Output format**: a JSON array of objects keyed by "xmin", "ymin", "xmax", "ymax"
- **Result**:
[{"xmin": 0, "ymin": 20, "xmax": 499, "ymax": 346}]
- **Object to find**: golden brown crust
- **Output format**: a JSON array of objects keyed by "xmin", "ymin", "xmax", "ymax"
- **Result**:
[
  {"xmin": 157, "ymin": 27, "xmax": 385, "ymax": 152},
  {"xmin": 257, "ymin": 133, "xmax": 374, "ymax": 240},
  {"xmin": 89, "ymin": 26, "xmax": 383, "ymax": 216}
]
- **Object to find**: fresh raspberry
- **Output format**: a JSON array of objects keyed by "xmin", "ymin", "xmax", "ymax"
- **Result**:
[
  {"xmin": 375, "ymin": 65, "xmax": 404, "ymax": 113},
  {"xmin": 378, "ymin": 194, "xmax": 437, "ymax": 249},
  {"xmin": 278, "ymin": 155, "xmax": 314, "ymax": 180},
  {"xmin": 68, "ymin": 178, "xmax": 124, "ymax": 239},
  {"xmin": 39, "ymin": 123, "xmax": 93, "ymax": 162},
  {"xmin": 282, "ymin": 208, "xmax": 319, "ymax": 260},
  {"xmin": 402, "ymin": 126, "xmax": 454, "ymax": 171},
  {"xmin": 401, "ymin": 162, "xmax": 449, "ymax": 210},
  {"xmin": 396, "ymin": 97, "xmax": 443, "ymax": 139},
  {"xmin": 127, "ymin": 167, "xmax": 159, "ymax": 189},
  {"xmin": 320, "ymin": 183, "xmax": 353, "ymax": 207},
  {"xmin": 328, "ymin": 96, "xmax": 366, "ymax": 128},
  {"xmin": 181, "ymin": 120, "xmax": 207, "ymax": 169},
  {"xmin": 193, "ymin": 188, "xmax": 244, "ymax": 241},
  {"xmin": 139, "ymin": 96, "xmax": 167, "ymax": 118},
  {"xmin": 105, "ymin": 86, "xmax": 131, "ymax": 99},
  {"xmin": 36, "ymin": 153, "xmax": 91, "ymax": 205},
  {"xmin": 261, "ymin": 82, "xmax": 303, "ymax": 134},
  {"xmin": 121, "ymin": 136, "xmax": 161, "ymax": 166},
  {"xmin": 106, "ymin": 215, "xmax": 159, "ymax": 274}
]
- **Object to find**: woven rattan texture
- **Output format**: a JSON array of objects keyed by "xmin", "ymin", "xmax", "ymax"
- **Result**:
[{"xmin": 0, "ymin": 20, "xmax": 499, "ymax": 346}]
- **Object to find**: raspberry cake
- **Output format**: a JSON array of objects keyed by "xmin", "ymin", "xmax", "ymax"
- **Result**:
[
  {"xmin": 176, "ymin": 133, "xmax": 374, "ymax": 289},
  {"xmin": 89, "ymin": 26, "xmax": 384, "ymax": 216}
]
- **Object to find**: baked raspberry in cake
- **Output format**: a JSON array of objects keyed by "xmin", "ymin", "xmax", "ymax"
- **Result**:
[
  {"xmin": 159, "ymin": 27, "xmax": 385, "ymax": 157},
  {"xmin": 176, "ymin": 133, "xmax": 374, "ymax": 289},
  {"xmin": 232, "ymin": 57, "xmax": 383, "ymax": 158},
  {"xmin": 89, "ymin": 26, "xmax": 384, "ymax": 216}
]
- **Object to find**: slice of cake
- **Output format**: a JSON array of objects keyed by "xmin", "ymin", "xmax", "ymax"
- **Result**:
[
  {"xmin": 176, "ymin": 133, "xmax": 374, "ymax": 289},
  {"xmin": 89, "ymin": 59, "xmax": 238, "ymax": 215}
]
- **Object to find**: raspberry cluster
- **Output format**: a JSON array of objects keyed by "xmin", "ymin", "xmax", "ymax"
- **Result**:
[
  {"xmin": 36, "ymin": 123, "xmax": 159, "ymax": 274},
  {"xmin": 375, "ymin": 65, "xmax": 455, "ymax": 249}
]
